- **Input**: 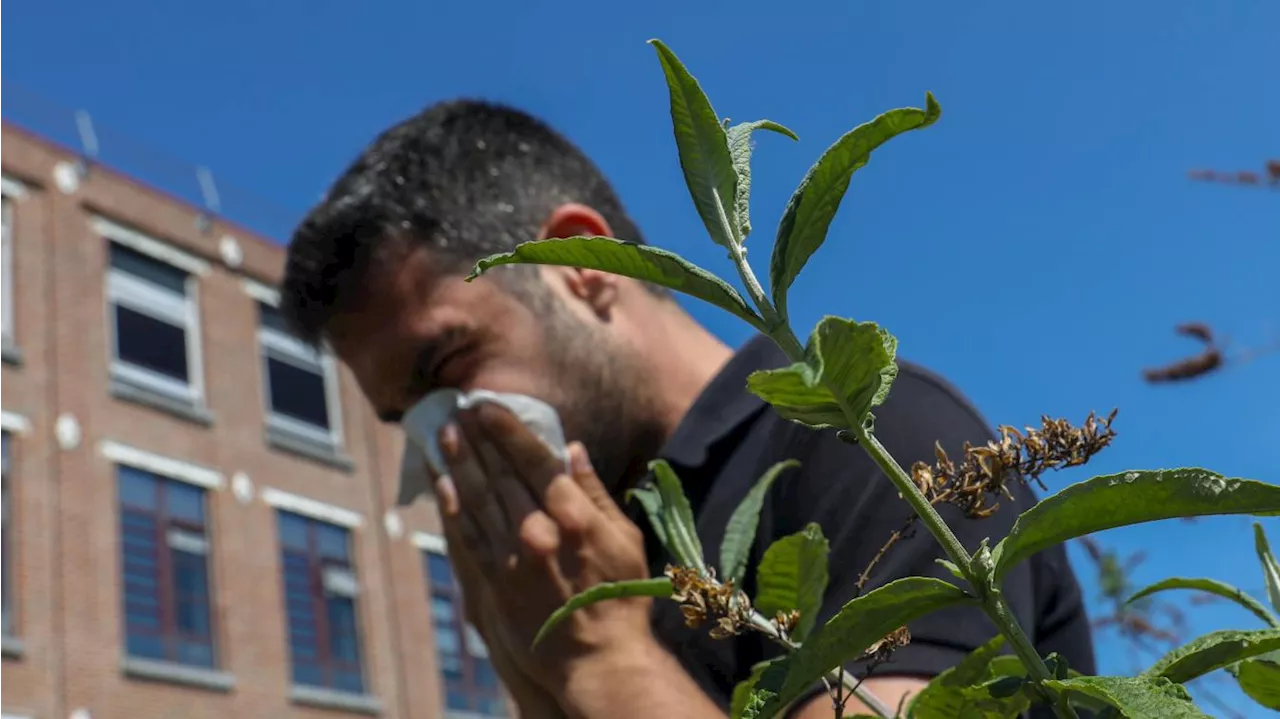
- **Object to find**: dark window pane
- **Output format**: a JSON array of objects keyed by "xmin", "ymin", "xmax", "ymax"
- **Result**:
[
  {"xmin": 315, "ymin": 524, "xmax": 348, "ymax": 561},
  {"xmin": 278, "ymin": 513, "xmax": 310, "ymax": 550},
  {"xmin": 114, "ymin": 305, "xmax": 189, "ymax": 382},
  {"xmin": 266, "ymin": 355, "xmax": 329, "ymax": 429},
  {"xmin": 431, "ymin": 596, "xmax": 456, "ymax": 623},
  {"xmin": 0, "ymin": 427, "xmax": 7, "ymax": 629},
  {"xmin": 334, "ymin": 669, "xmax": 364, "ymax": 695},
  {"xmin": 475, "ymin": 660, "xmax": 499, "ymax": 689},
  {"xmin": 259, "ymin": 302, "xmax": 293, "ymax": 335},
  {"xmin": 127, "ymin": 631, "xmax": 166, "ymax": 660},
  {"xmin": 177, "ymin": 638, "xmax": 214, "ymax": 668},
  {"xmin": 110, "ymin": 243, "xmax": 188, "ymax": 295},
  {"xmin": 166, "ymin": 483, "xmax": 204, "ymax": 524},
  {"xmin": 326, "ymin": 596, "xmax": 360, "ymax": 663},
  {"xmin": 446, "ymin": 686, "xmax": 471, "ymax": 711},
  {"xmin": 426, "ymin": 553, "xmax": 454, "ymax": 590},
  {"xmin": 118, "ymin": 469, "xmax": 159, "ymax": 509},
  {"xmin": 293, "ymin": 661, "xmax": 324, "ymax": 688}
]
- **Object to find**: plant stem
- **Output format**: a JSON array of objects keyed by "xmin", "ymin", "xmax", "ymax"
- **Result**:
[
  {"xmin": 747, "ymin": 613, "xmax": 895, "ymax": 719},
  {"xmin": 726, "ymin": 249, "xmax": 1079, "ymax": 719}
]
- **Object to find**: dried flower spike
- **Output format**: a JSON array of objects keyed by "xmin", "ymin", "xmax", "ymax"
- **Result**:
[
  {"xmin": 664, "ymin": 565, "xmax": 753, "ymax": 639},
  {"xmin": 910, "ymin": 409, "xmax": 1118, "ymax": 519}
]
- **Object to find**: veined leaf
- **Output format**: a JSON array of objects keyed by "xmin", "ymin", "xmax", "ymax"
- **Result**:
[
  {"xmin": 754, "ymin": 522, "xmax": 829, "ymax": 642},
  {"xmin": 469, "ymin": 237, "xmax": 764, "ymax": 329},
  {"xmin": 649, "ymin": 460, "xmax": 706, "ymax": 572},
  {"xmin": 1144, "ymin": 628, "xmax": 1280, "ymax": 684},
  {"xmin": 746, "ymin": 316, "xmax": 898, "ymax": 430},
  {"xmin": 1229, "ymin": 653, "xmax": 1280, "ymax": 710},
  {"xmin": 769, "ymin": 93, "xmax": 941, "ymax": 318},
  {"xmin": 648, "ymin": 39, "xmax": 739, "ymax": 248},
  {"xmin": 991, "ymin": 469, "xmax": 1280, "ymax": 580},
  {"xmin": 727, "ymin": 120, "xmax": 798, "ymax": 242},
  {"xmin": 533, "ymin": 578, "xmax": 673, "ymax": 647},
  {"xmin": 626, "ymin": 485, "xmax": 670, "ymax": 553},
  {"xmin": 909, "ymin": 635, "xmax": 1031, "ymax": 719},
  {"xmin": 752, "ymin": 577, "xmax": 970, "ymax": 717},
  {"xmin": 1126, "ymin": 577, "xmax": 1278, "ymax": 628},
  {"xmin": 1042, "ymin": 676, "xmax": 1208, "ymax": 718},
  {"xmin": 731, "ymin": 658, "xmax": 783, "ymax": 719},
  {"xmin": 1255, "ymin": 522, "xmax": 1280, "ymax": 613},
  {"xmin": 721, "ymin": 460, "xmax": 800, "ymax": 586}
]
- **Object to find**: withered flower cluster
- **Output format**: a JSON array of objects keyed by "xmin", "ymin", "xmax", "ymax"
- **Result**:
[
  {"xmin": 861, "ymin": 626, "xmax": 911, "ymax": 665},
  {"xmin": 666, "ymin": 565, "xmax": 753, "ymax": 640},
  {"xmin": 910, "ymin": 409, "xmax": 1118, "ymax": 519}
]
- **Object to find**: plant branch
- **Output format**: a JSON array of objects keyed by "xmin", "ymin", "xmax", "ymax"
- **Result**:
[
  {"xmin": 747, "ymin": 612, "xmax": 896, "ymax": 718},
  {"xmin": 726, "ymin": 249, "xmax": 1079, "ymax": 719}
]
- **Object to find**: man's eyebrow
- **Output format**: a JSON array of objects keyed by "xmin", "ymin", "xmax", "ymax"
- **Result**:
[{"xmin": 379, "ymin": 409, "xmax": 404, "ymax": 424}]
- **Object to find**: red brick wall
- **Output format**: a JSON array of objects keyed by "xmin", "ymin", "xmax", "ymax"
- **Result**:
[{"xmin": 1, "ymin": 124, "xmax": 464, "ymax": 719}]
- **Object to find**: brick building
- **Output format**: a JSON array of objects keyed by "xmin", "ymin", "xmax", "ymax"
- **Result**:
[{"xmin": 1, "ymin": 122, "xmax": 509, "ymax": 719}]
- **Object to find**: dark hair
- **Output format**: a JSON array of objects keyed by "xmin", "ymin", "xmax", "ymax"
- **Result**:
[{"xmin": 281, "ymin": 98, "xmax": 657, "ymax": 345}]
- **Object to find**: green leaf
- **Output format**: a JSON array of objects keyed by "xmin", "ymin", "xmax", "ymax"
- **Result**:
[
  {"xmin": 648, "ymin": 39, "xmax": 739, "ymax": 249},
  {"xmin": 753, "ymin": 577, "xmax": 971, "ymax": 717},
  {"xmin": 746, "ymin": 317, "xmax": 898, "ymax": 431},
  {"xmin": 721, "ymin": 460, "xmax": 800, "ymax": 586},
  {"xmin": 909, "ymin": 635, "xmax": 1031, "ymax": 719},
  {"xmin": 625, "ymin": 485, "xmax": 670, "ymax": 553},
  {"xmin": 1144, "ymin": 628, "xmax": 1280, "ymax": 684},
  {"xmin": 991, "ymin": 469, "xmax": 1280, "ymax": 580},
  {"xmin": 1042, "ymin": 676, "xmax": 1208, "ymax": 718},
  {"xmin": 649, "ymin": 460, "xmax": 706, "ymax": 572},
  {"xmin": 469, "ymin": 237, "xmax": 763, "ymax": 329},
  {"xmin": 1126, "ymin": 577, "xmax": 1279, "ymax": 628},
  {"xmin": 754, "ymin": 522, "xmax": 830, "ymax": 641},
  {"xmin": 1230, "ymin": 654, "xmax": 1280, "ymax": 710},
  {"xmin": 769, "ymin": 93, "xmax": 941, "ymax": 317},
  {"xmin": 726, "ymin": 120, "xmax": 798, "ymax": 242},
  {"xmin": 1255, "ymin": 521, "xmax": 1280, "ymax": 613},
  {"xmin": 533, "ymin": 577, "xmax": 673, "ymax": 647},
  {"xmin": 731, "ymin": 658, "xmax": 783, "ymax": 719}
]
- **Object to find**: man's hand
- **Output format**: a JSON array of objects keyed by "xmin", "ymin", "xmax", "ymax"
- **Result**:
[
  {"xmin": 435, "ymin": 402, "xmax": 664, "ymax": 704},
  {"xmin": 436, "ymin": 474, "xmax": 566, "ymax": 719}
]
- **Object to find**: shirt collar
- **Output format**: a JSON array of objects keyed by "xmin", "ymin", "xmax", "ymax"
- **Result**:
[{"xmin": 658, "ymin": 334, "xmax": 790, "ymax": 469}]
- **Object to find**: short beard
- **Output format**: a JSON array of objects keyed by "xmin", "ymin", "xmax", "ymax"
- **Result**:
[{"xmin": 534, "ymin": 293, "xmax": 661, "ymax": 498}]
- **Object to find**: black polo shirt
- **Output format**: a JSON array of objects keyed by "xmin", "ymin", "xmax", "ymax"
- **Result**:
[{"xmin": 634, "ymin": 334, "xmax": 1095, "ymax": 716}]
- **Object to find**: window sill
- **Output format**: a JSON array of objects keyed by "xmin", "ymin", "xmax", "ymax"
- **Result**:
[
  {"xmin": 1, "ymin": 635, "xmax": 25, "ymax": 658},
  {"xmin": 290, "ymin": 685, "xmax": 383, "ymax": 715},
  {"xmin": 122, "ymin": 656, "xmax": 235, "ymax": 692},
  {"xmin": 267, "ymin": 424, "xmax": 354, "ymax": 472},
  {"xmin": 1, "ymin": 339, "xmax": 22, "ymax": 367},
  {"xmin": 110, "ymin": 377, "xmax": 214, "ymax": 427}
]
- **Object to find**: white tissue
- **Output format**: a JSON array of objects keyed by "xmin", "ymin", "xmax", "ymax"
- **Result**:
[{"xmin": 396, "ymin": 388, "xmax": 569, "ymax": 506}]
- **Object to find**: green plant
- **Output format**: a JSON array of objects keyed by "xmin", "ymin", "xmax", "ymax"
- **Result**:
[{"xmin": 467, "ymin": 39, "xmax": 1280, "ymax": 718}]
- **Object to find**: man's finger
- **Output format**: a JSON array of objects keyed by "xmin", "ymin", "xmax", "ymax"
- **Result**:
[
  {"xmin": 440, "ymin": 421, "xmax": 512, "ymax": 569},
  {"xmin": 471, "ymin": 402, "xmax": 565, "ymax": 497},
  {"xmin": 567, "ymin": 442, "xmax": 622, "ymax": 518},
  {"xmin": 457, "ymin": 409, "xmax": 548, "ymax": 539}
]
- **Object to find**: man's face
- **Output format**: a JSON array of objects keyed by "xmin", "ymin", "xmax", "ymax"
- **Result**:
[{"xmin": 328, "ymin": 245, "xmax": 654, "ymax": 491}]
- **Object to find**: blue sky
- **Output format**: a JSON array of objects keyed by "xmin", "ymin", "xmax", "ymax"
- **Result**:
[{"xmin": 5, "ymin": 0, "xmax": 1278, "ymax": 714}]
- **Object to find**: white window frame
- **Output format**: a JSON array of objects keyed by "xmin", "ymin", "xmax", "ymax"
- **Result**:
[
  {"xmin": 1, "ymin": 176, "xmax": 27, "ymax": 349},
  {"xmin": 98, "ymin": 439, "xmax": 225, "ymax": 490},
  {"xmin": 244, "ymin": 279, "xmax": 344, "ymax": 449},
  {"xmin": 99, "ymin": 217, "xmax": 208, "ymax": 407}
]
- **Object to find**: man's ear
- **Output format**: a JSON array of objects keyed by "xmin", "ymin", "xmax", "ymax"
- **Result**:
[
  {"xmin": 539, "ymin": 203, "xmax": 619, "ymax": 319},
  {"xmin": 537, "ymin": 202, "xmax": 614, "ymax": 240}
]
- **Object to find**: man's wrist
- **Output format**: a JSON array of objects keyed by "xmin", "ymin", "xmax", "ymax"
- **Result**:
[{"xmin": 558, "ymin": 636, "xmax": 684, "ymax": 719}]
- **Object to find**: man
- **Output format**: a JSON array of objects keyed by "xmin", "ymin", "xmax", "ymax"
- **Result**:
[{"xmin": 281, "ymin": 99, "xmax": 1095, "ymax": 718}]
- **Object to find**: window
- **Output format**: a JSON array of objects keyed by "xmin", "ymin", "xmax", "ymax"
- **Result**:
[
  {"xmin": 278, "ymin": 511, "xmax": 365, "ymax": 693},
  {"xmin": 258, "ymin": 302, "xmax": 341, "ymax": 448},
  {"xmin": 424, "ymin": 550, "xmax": 507, "ymax": 717},
  {"xmin": 107, "ymin": 241, "xmax": 204, "ymax": 407},
  {"xmin": 2, "ymin": 195, "xmax": 14, "ymax": 350},
  {"xmin": 2, "ymin": 432, "xmax": 13, "ymax": 637},
  {"xmin": 117, "ymin": 465, "xmax": 216, "ymax": 667}
]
